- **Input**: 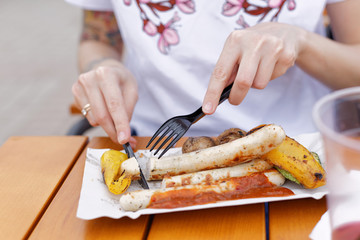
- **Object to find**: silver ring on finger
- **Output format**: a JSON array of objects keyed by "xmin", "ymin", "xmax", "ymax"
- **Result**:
[{"xmin": 81, "ymin": 103, "xmax": 91, "ymax": 117}]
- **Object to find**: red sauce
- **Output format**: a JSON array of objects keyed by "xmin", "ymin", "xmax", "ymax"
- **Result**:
[
  {"xmin": 148, "ymin": 172, "xmax": 294, "ymax": 209},
  {"xmin": 181, "ymin": 176, "xmax": 192, "ymax": 186}
]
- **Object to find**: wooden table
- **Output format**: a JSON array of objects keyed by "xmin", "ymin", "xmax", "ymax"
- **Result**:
[{"xmin": 0, "ymin": 136, "xmax": 327, "ymax": 240}]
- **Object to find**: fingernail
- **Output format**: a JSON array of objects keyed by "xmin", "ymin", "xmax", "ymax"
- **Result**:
[
  {"xmin": 203, "ymin": 102, "xmax": 213, "ymax": 113},
  {"xmin": 118, "ymin": 131, "xmax": 126, "ymax": 143}
]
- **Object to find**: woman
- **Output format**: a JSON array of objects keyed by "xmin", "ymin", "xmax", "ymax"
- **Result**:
[{"xmin": 67, "ymin": 0, "xmax": 360, "ymax": 145}]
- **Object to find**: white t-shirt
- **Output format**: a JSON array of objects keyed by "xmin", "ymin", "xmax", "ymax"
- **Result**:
[{"xmin": 66, "ymin": 0, "xmax": 342, "ymax": 137}]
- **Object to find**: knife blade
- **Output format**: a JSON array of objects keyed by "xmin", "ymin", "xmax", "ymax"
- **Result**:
[{"xmin": 123, "ymin": 142, "xmax": 149, "ymax": 189}]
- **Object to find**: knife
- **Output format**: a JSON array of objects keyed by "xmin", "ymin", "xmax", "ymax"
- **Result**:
[{"xmin": 123, "ymin": 142, "xmax": 150, "ymax": 189}]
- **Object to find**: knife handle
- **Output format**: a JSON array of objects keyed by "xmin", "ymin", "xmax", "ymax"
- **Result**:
[{"xmin": 123, "ymin": 142, "xmax": 135, "ymax": 158}]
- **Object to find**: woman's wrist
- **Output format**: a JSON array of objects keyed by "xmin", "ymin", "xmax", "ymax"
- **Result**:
[
  {"xmin": 295, "ymin": 26, "xmax": 309, "ymax": 64},
  {"xmin": 83, "ymin": 57, "xmax": 123, "ymax": 73}
]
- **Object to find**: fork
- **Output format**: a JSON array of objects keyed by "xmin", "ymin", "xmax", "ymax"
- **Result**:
[{"xmin": 146, "ymin": 83, "xmax": 234, "ymax": 158}]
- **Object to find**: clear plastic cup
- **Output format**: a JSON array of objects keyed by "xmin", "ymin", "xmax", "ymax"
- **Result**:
[{"xmin": 313, "ymin": 86, "xmax": 360, "ymax": 240}]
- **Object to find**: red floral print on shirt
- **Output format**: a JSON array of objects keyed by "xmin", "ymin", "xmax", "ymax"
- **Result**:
[
  {"xmin": 122, "ymin": 0, "xmax": 295, "ymax": 54},
  {"xmin": 222, "ymin": 0, "xmax": 296, "ymax": 28},
  {"xmin": 123, "ymin": 0, "xmax": 195, "ymax": 54}
]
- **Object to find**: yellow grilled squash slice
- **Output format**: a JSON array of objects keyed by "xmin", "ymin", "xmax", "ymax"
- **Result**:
[
  {"xmin": 262, "ymin": 136, "xmax": 326, "ymax": 189},
  {"xmin": 101, "ymin": 150, "xmax": 131, "ymax": 194}
]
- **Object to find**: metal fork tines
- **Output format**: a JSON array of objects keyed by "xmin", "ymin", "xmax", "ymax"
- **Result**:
[{"xmin": 146, "ymin": 83, "xmax": 234, "ymax": 158}]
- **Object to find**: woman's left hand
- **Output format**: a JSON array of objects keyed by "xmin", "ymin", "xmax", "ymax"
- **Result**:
[{"xmin": 202, "ymin": 22, "xmax": 306, "ymax": 114}]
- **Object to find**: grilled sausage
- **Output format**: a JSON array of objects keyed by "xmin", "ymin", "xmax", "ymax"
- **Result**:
[
  {"xmin": 161, "ymin": 158, "xmax": 273, "ymax": 188},
  {"xmin": 148, "ymin": 124, "xmax": 286, "ymax": 180},
  {"xmin": 119, "ymin": 169, "xmax": 287, "ymax": 211}
]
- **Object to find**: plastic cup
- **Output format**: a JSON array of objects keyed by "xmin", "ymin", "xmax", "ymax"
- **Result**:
[{"xmin": 313, "ymin": 86, "xmax": 360, "ymax": 240}]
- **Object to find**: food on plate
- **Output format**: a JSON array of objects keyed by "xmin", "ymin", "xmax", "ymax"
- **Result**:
[
  {"xmin": 216, "ymin": 128, "xmax": 247, "ymax": 145},
  {"xmin": 148, "ymin": 124, "xmax": 286, "ymax": 180},
  {"xmin": 262, "ymin": 136, "xmax": 326, "ymax": 189},
  {"xmin": 120, "ymin": 157, "xmax": 140, "ymax": 180},
  {"xmin": 245, "ymin": 124, "xmax": 267, "ymax": 135},
  {"xmin": 101, "ymin": 150, "xmax": 128, "ymax": 186},
  {"xmin": 119, "ymin": 169, "xmax": 292, "ymax": 211},
  {"xmin": 100, "ymin": 149, "xmax": 139, "ymax": 194},
  {"xmin": 97, "ymin": 123, "xmax": 325, "ymax": 211},
  {"xmin": 182, "ymin": 136, "xmax": 217, "ymax": 153},
  {"xmin": 181, "ymin": 128, "xmax": 246, "ymax": 153},
  {"xmin": 107, "ymin": 174, "xmax": 131, "ymax": 195},
  {"xmin": 162, "ymin": 158, "xmax": 273, "ymax": 188}
]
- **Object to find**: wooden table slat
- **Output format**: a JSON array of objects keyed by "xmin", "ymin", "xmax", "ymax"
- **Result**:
[
  {"xmin": 149, "ymin": 204, "xmax": 266, "ymax": 240},
  {"xmin": 0, "ymin": 136, "xmax": 88, "ymax": 240},
  {"xmin": 269, "ymin": 197, "xmax": 327, "ymax": 240},
  {"xmin": 29, "ymin": 137, "xmax": 153, "ymax": 240}
]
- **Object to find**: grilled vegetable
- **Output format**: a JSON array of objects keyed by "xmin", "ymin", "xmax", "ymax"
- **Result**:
[
  {"xmin": 274, "ymin": 167, "xmax": 300, "ymax": 185},
  {"xmin": 216, "ymin": 128, "xmax": 247, "ymax": 145},
  {"xmin": 107, "ymin": 174, "xmax": 131, "ymax": 195},
  {"xmin": 101, "ymin": 150, "xmax": 131, "ymax": 194},
  {"xmin": 262, "ymin": 136, "xmax": 326, "ymax": 189},
  {"xmin": 182, "ymin": 136, "xmax": 217, "ymax": 153}
]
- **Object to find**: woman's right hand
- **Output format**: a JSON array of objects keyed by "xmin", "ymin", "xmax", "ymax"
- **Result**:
[{"xmin": 72, "ymin": 59, "xmax": 138, "ymax": 145}]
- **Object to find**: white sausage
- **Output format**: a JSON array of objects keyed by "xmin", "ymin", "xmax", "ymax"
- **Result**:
[
  {"xmin": 119, "ymin": 169, "xmax": 286, "ymax": 211},
  {"xmin": 148, "ymin": 124, "xmax": 286, "ymax": 180},
  {"xmin": 120, "ymin": 157, "xmax": 140, "ymax": 180},
  {"xmin": 161, "ymin": 158, "xmax": 273, "ymax": 188}
]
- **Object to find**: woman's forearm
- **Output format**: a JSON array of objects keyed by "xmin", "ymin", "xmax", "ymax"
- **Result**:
[
  {"xmin": 78, "ymin": 10, "xmax": 124, "ymax": 73},
  {"xmin": 78, "ymin": 40, "xmax": 123, "ymax": 73},
  {"xmin": 297, "ymin": 0, "xmax": 360, "ymax": 90},
  {"xmin": 297, "ymin": 31, "xmax": 360, "ymax": 90}
]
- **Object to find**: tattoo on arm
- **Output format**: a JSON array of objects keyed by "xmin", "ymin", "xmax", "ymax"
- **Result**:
[{"xmin": 81, "ymin": 10, "xmax": 123, "ymax": 53}]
